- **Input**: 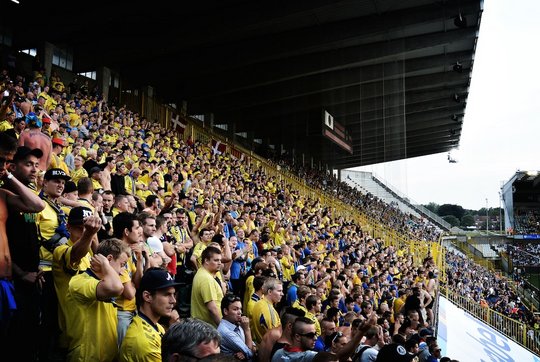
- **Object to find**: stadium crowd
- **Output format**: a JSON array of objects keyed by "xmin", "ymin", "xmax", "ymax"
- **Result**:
[
  {"xmin": 0, "ymin": 63, "xmax": 513, "ymax": 362},
  {"xmin": 509, "ymin": 243, "xmax": 540, "ymax": 267},
  {"xmin": 513, "ymin": 209, "xmax": 540, "ymax": 235},
  {"xmin": 271, "ymin": 159, "xmax": 442, "ymax": 244}
]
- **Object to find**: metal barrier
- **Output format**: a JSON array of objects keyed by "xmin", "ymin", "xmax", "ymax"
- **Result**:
[{"xmin": 441, "ymin": 287, "xmax": 540, "ymax": 355}]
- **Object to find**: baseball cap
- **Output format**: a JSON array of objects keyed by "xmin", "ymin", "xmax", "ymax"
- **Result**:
[
  {"xmin": 51, "ymin": 137, "xmax": 66, "ymax": 147},
  {"xmin": 68, "ymin": 206, "xmax": 93, "ymax": 225},
  {"xmin": 44, "ymin": 168, "xmax": 71, "ymax": 181},
  {"xmin": 419, "ymin": 327, "xmax": 434, "ymax": 338},
  {"xmin": 297, "ymin": 265, "xmax": 307, "ymax": 271},
  {"xmin": 13, "ymin": 146, "xmax": 43, "ymax": 162},
  {"xmin": 139, "ymin": 268, "xmax": 181, "ymax": 293},
  {"xmin": 42, "ymin": 117, "xmax": 51, "ymax": 124},
  {"xmin": 63, "ymin": 180, "xmax": 77, "ymax": 194},
  {"xmin": 375, "ymin": 343, "xmax": 416, "ymax": 362},
  {"xmin": 89, "ymin": 166, "xmax": 102, "ymax": 175}
]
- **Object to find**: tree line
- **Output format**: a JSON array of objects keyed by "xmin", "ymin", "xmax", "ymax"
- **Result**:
[{"xmin": 423, "ymin": 203, "xmax": 503, "ymax": 229}]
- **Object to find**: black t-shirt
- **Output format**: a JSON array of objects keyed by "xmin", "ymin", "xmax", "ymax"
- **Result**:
[
  {"xmin": 270, "ymin": 341, "xmax": 289, "ymax": 360},
  {"xmin": 5, "ymin": 193, "xmax": 40, "ymax": 273}
]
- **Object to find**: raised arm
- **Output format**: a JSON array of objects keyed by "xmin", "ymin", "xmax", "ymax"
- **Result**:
[{"xmin": 2, "ymin": 174, "xmax": 45, "ymax": 213}]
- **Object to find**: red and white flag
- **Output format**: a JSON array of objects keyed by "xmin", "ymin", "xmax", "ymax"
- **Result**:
[
  {"xmin": 171, "ymin": 113, "xmax": 186, "ymax": 134},
  {"xmin": 211, "ymin": 139, "xmax": 226, "ymax": 155},
  {"xmin": 229, "ymin": 146, "xmax": 243, "ymax": 160}
]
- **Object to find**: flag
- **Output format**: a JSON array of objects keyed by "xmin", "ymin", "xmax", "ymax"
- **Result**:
[
  {"xmin": 229, "ymin": 146, "xmax": 243, "ymax": 160},
  {"xmin": 211, "ymin": 139, "xmax": 226, "ymax": 156},
  {"xmin": 170, "ymin": 113, "xmax": 186, "ymax": 134}
]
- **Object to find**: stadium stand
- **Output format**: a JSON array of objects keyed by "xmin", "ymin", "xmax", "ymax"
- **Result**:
[{"xmin": 1, "ymin": 58, "xmax": 539, "ymax": 361}]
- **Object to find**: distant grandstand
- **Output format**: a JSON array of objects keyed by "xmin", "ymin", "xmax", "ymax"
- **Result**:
[{"xmin": 502, "ymin": 170, "xmax": 540, "ymax": 238}]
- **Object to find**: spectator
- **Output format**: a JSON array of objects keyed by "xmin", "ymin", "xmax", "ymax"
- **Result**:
[
  {"xmin": 17, "ymin": 112, "xmax": 51, "ymax": 170},
  {"xmin": 191, "ymin": 246, "xmax": 225, "ymax": 327},
  {"xmin": 2, "ymin": 145, "xmax": 45, "ymax": 359},
  {"xmin": 52, "ymin": 207, "xmax": 100, "ymax": 351},
  {"xmin": 272, "ymin": 317, "xmax": 318, "ymax": 362},
  {"xmin": 250, "ymin": 277, "xmax": 284, "ymax": 344},
  {"xmin": 119, "ymin": 267, "xmax": 180, "ymax": 361},
  {"xmin": 354, "ymin": 325, "xmax": 384, "ymax": 362},
  {"xmin": 65, "ymin": 238, "xmax": 128, "ymax": 361},
  {"xmin": 315, "ymin": 318, "xmax": 337, "ymax": 352},
  {"xmin": 217, "ymin": 294, "xmax": 255, "ymax": 360},
  {"xmin": 375, "ymin": 343, "xmax": 417, "ymax": 362},
  {"xmin": 161, "ymin": 319, "xmax": 221, "ymax": 361},
  {"xmin": 113, "ymin": 212, "xmax": 146, "ymax": 347}
]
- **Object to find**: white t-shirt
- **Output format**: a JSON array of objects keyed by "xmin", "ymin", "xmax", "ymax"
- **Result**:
[{"xmin": 146, "ymin": 236, "xmax": 163, "ymax": 254}]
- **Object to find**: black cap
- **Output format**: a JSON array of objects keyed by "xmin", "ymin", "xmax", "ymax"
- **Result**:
[
  {"xmin": 375, "ymin": 344, "xmax": 416, "ymax": 362},
  {"xmin": 139, "ymin": 268, "xmax": 181, "ymax": 293},
  {"xmin": 68, "ymin": 206, "xmax": 93, "ymax": 225},
  {"xmin": 89, "ymin": 166, "xmax": 102, "ymax": 175},
  {"xmin": 419, "ymin": 327, "xmax": 434, "ymax": 337},
  {"xmin": 13, "ymin": 146, "xmax": 43, "ymax": 162},
  {"xmin": 63, "ymin": 181, "xmax": 77, "ymax": 194},
  {"xmin": 44, "ymin": 168, "xmax": 71, "ymax": 181}
]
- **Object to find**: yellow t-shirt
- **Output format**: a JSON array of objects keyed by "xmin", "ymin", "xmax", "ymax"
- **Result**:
[
  {"xmin": 243, "ymin": 275, "xmax": 255, "ymax": 308},
  {"xmin": 250, "ymin": 298, "xmax": 281, "ymax": 344},
  {"xmin": 305, "ymin": 310, "xmax": 321, "ymax": 336},
  {"xmin": 77, "ymin": 198, "xmax": 96, "ymax": 214},
  {"xmin": 37, "ymin": 202, "xmax": 60, "ymax": 271},
  {"xmin": 115, "ymin": 257, "xmax": 137, "ymax": 312},
  {"xmin": 92, "ymin": 179, "xmax": 103, "ymax": 191},
  {"xmin": 71, "ymin": 168, "xmax": 88, "ymax": 185},
  {"xmin": 0, "ymin": 120, "xmax": 13, "ymax": 132},
  {"xmin": 49, "ymin": 152, "xmax": 69, "ymax": 172},
  {"xmin": 191, "ymin": 241, "xmax": 209, "ymax": 267},
  {"xmin": 52, "ymin": 240, "xmax": 91, "ymax": 348},
  {"xmin": 119, "ymin": 314, "xmax": 164, "ymax": 362},
  {"xmin": 190, "ymin": 267, "xmax": 223, "ymax": 327},
  {"xmin": 67, "ymin": 271, "xmax": 118, "ymax": 362}
]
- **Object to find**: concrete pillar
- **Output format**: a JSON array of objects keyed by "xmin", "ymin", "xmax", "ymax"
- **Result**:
[
  {"xmin": 43, "ymin": 42, "xmax": 54, "ymax": 80},
  {"xmin": 204, "ymin": 113, "xmax": 214, "ymax": 128},
  {"xmin": 231, "ymin": 121, "xmax": 237, "ymax": 142},
  {"xmin": 96, "ymin": 66, "xmax": 111, "ymax": 102}
]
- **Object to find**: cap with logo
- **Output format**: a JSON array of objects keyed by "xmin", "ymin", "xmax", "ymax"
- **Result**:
[
  {"xmin": 44, "ymin": 168, "xmax": 71, "ymax": 181},
  {"xmin": 375, "ymin": 343, "xmax": 416, "ymax": 362},
  {"xmin": 139, "ymin": 268, "xmax": 181, "ymax": 293},
  {"xmin": 68, "ymin": 206, "xmax": 93, "ymax": 225}
]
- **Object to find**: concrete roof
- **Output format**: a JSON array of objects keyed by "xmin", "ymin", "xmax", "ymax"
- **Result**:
[{"xmin": 6, "ymin": 0, "xmax": 483, "ymax": 168}]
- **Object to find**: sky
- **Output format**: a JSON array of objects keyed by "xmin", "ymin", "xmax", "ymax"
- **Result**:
[{"xmin": 351, "ymin": 0, "xmax": 540, "ymax": 211}]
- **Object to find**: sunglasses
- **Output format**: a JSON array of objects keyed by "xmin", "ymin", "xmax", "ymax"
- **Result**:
[
  {"xmin": 332, "ymin": 331, "xmax": 343, "ymax": 343},
  {"xmin": 298, "ymin": 332, "xmax": 317, "ymax": 339}
]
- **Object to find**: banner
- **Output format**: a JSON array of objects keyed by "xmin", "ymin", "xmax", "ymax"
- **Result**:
[{"xmin": 171, "ymin": 113, "xmax": 186, "ymax": 134}]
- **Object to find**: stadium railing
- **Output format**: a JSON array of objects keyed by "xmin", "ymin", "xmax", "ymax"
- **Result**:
[
  {"xmin": 121, "ymin": 91, "xmax": 539, "ymax": 354},
  {"xmin": 441, "ymin": 286, "xmax": 540, "ymax": 355}
]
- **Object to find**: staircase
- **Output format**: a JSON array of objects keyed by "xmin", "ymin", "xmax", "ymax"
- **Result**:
[{"xmin": 342, "ymin": 170, "xmax": 452, "ymax": 231}]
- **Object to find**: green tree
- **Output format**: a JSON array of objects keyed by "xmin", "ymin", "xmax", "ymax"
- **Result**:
[
  {"xmin": 438, "ymin": 204, "xmax": 465, "ymax": 220},
  {"xmin": 461, "ymin": 214, "xmax": 475, "ymax": 227},
  {"xmin": 442, "ymin": 215, "xmax": 460, "ymax": 227},
  {"xmin": 424, "ymin": 202, "xmax": 439, "ymax": 214}
]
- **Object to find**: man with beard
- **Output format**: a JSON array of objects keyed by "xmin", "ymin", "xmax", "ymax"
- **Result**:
[
  {"xmin": 217, "ymin": 294, "xmax": 255, "ymax": 360},
  {"xmin": 3, "ymin": 146, "xmax": 46, "ymax": 360}
]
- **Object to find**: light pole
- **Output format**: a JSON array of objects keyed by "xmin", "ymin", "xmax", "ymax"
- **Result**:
[{"xmin": 486, "ymin": 198, "xmax": 489, "ymax": 233}]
